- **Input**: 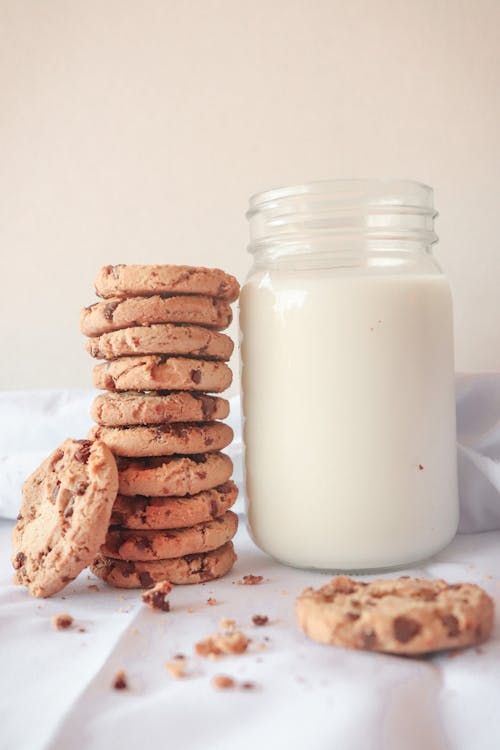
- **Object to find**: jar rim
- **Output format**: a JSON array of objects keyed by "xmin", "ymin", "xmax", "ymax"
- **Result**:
[{"xmin": 248, "ymin": 178, "xmax": 435, "ymax": 216}]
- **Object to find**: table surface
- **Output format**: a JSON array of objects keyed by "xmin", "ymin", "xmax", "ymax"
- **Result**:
[{"xmin": 1, "ymin": 519, "xmax": 500, "ymax": 750}]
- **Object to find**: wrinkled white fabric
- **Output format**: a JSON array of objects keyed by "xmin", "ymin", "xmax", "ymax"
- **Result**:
[{"xmin": 1, "ymin": 521, "xmax": 499, "ymax": 750}]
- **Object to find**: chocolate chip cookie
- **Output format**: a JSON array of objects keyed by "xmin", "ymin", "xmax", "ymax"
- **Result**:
[
  {"xmin": 110, "ymin": 481, "xmax": 238, "ymax": 529},
  {"xmin": 102, "ymin": 510, "xmax": 238, "ymax": 560},
  {"xmin": 296, "ymin": 575, "xmax": 495, "ymax": 655},
  {"xmin": 93, "ymin": 355, "xmax": 232, "ymax": 393},
  {"xmin": 91, "ymin": 541, "xmax": 237, "ymax": 588},
  {"xmin": 95, "ymin": 264, "xmax": 240, "ymax": 302},
  {"xmin": 12, "ymin": 439, "xmax": 118, "ymax": 597},
  {"xmin": 81, "ymin": 294, "xmax": 233, "ymax": 336},
  {"xmin": 117, "ymin": 452, "xmax": 233, "ymax": 497},
  {"xmin": 91, "ymin": 391, "xmax": 229, "ymax": 426},
  {"xmin": 87, "ymin": 324, "xmax": 233, "ymax": 361},
  {"xmin": 89, "ymin": 422, "xmax": 233, "ymax": 457}
]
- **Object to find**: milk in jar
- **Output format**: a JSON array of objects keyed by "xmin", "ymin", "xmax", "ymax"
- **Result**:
[{"xmin": 240, "ymin": 180, "xmax": 458, "ymax": 570}]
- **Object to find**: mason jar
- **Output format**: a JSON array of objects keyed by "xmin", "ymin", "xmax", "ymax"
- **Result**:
[{"xmin": 239, "ymin": 179, "xmax": 458, "ymax": 571}]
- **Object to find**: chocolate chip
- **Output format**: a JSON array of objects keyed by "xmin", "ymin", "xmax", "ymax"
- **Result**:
[
  {"xmin": 13, "ymin": 552, "xmax": 26, "ymax": 570},
  {"xmin": 393, "ymin": 616, "xmax": 421, "ymax": 643},
  {"xmin": 133, "ymin": 535, "xmax": 151, "ymax": 551},
  {"xmin": 199, "ymin": 395, "xmax": 216, "ymax": 420},
  {"xmin": 441, "ymin": 614, "xmax": 460, "ymax": 637},
  {"xmin": 210, "ymin": 499, "xmax": 219, "ymax": 518},
  {"xmin": 51, "ymin": 482, "xmax": 60, "ymax": 502},
  {"xmin": 120, "ymin": 561, "xmax": 136, "ymax": 578},
  {"xmin": 64, "ymin": 496, "xmax": 75, "ymax": 519},
  {"xmin": 190, "ymin": 369, "xmax": 202, "ymax": 384},
  {"xmin": 138, "ymin": 571, "xmax": 154, "ymax": 588},
  {"xmin": 74, "ymin": 440, "xmax": 92, "ymax": 464},
  {"xmin": 147, "ymin": 591, "xmax": 170, "ymax": 611},
  {"xmin": 345, "ymin": 612, "xmax": 361, "ymax": 621},
  {"xmin": 74, "ymin": 481, "xmax": 88, "ymax": 496}
]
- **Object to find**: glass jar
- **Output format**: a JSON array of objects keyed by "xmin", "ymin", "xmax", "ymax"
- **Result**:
[{"xmin": 240, "ymin": 179, "xmax": 458, "ymax": 571}]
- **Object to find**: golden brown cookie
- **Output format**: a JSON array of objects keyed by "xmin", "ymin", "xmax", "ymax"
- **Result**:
[
  {"xmin": 89, "ymin": 422, "xmax": 233, "ymax": 457},
  {"xmin": 81, "ymin": 294, "xmax": 233, "ymax": 336},
  {"xmin": 110, "ymin": 481, "xmax": 238, "ymax": 529},
  {"xmin": 296, "ymin": 575, "xmax": 495, "ymax": 655},
  {"xmin": 102, "ymin": 510, "xmax": 238, "ymax": 561},
  {"xmin": 87, "ymin": 324, "xmax": 233, "ymax": 361},
  {"xmin": 117, "ymin": 452, "xmax": 233, "ymax": 497},
  {"xmin": 91, "ymin": 541, "xmax": 237, "ymax": 588},
  {"xmin": 12, "ymin": 439, "xmax": 118, "ymax": 597},
  {"xmin": 93, "ymin": 355, "xmax": 232, "ymax": 393},
  {"xmin": 95, "ymin": 264, "xmax": 240, "ymax": 302},
  {"xmin": 91, "ymin": 391, "xmax": 229, "ymax": 426}
]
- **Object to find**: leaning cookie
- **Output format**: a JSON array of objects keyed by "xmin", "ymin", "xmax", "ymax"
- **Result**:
[
  {"xmin": 81, "ymin": 294, "xmax": 233, "ymax": 337},
  {"xmin": 102, "ymin": 510, "xmax": 238, "ymax": 561},
  {"xmin": 91, "ymin": 391, "xmax": 229, "ymax": 426},
  {"xmin": 296, "ymin": 576, "xmax": 494, "ymax": 655},
  {"xmin": 110, "ymin": 481, "xmax": 238, "ymax": 529},
  {"xmin": 89, "ymin": 422, "xmax": 233, "ymax": 457},
  {"xmin": 87, "ymin": 324, "xmax": 233, "ymax": 361},
  {"xmin": 91, "ymin": 541, "xmax": 237, "ymax": 588},
  {"xmin": 12, "ymin": 439, "xmax": 118, "ymax": 598},
  {"xmin": 93, "ymin": 355, "xmax": 232, "ymax": 393},
  {"xmin": 117, "ymin": 452, "xmax": 233, "ymax": 497},
  {"xmin": 95, "ymin": 264, "xmax": 240, "ymax": 302}
]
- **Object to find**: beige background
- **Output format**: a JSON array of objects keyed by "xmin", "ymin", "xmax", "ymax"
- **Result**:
[{"xmin": 1, "ymin": 0, "xmax": 499, "ymax": 391}]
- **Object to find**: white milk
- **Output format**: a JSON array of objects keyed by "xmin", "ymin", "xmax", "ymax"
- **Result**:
[{"xmin": 240, "ymin": 270, "xmax": 458, "ymax": 570}]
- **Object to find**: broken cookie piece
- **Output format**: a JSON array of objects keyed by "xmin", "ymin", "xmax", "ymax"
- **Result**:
[{"xmin": 141, "ymin": 580, "xmax": 172, "ymax": 611}]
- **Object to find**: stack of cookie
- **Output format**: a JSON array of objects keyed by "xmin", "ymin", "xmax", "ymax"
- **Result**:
[{"xmin": 80, "ymin": 264, "xmax": 240, "ymax": 588}]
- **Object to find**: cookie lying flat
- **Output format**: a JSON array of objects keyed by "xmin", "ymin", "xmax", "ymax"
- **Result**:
[
  {"xmin": 81, "ymin": 295, "xmax": 233, "ymax": 337},
  {"xmin": 12, "ymin": 439, "xmax": 118, "ymax": 598},
  {"xmin": 91, "ymin": 541, "xmax": 237, "ymax": 588},
  {"xmin": 89, "ymin": 422, "xmax": 233, "ymax": 457},
  {"xmin": 87, "ymin": 324, "xmax": 233, "ymax": 361},
  {"xmin": 110, "ymin": 481, "xmax": 238, "ymax": 529},
  {"xmin": 91, "ymin": 391, "xmax": 229, "ymax": 426},
  {"xmin": 296, "ymin": 576, "xmax": 494, "ymax": 655},
  {"xmin": 95, "ymin": 264, "xmax": 240, "ymax": 302},
  {"xmin": 93, "ymin": 355, "xmax": 232, "ymax": 393},
  {"xmin": 102, "ymin": 510, "xmax": 238, "ymax": 561},
  {"xmin": 117, "ymin": 452, "xmax": 233, "ymax": 497}
]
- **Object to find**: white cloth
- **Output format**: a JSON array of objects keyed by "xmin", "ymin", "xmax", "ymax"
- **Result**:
[
  {"xmin": 1, "ymin": 521, "xmax": 499, "ymax": 750},
  {"xmin": 0, "ymin": 378, "xmax": 499, "ymax": 531}
]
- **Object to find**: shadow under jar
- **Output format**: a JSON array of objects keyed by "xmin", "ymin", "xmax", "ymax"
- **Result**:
[{"xmin": 239, "ymin": 179, "xmax": 458, "ymax": 571}]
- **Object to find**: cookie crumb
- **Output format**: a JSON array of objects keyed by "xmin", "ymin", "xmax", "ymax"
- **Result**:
[
  {"xmin": 418, "ymin": 464, "xmax": 424, "ymax": 471},
  {"xmin": 212, "ymin": 675, "xmax": 235, "ymax": 690},
  {"xmin": 219, "ymin": 618, "xmax": 236, "ymax": 629},
  {"xmin": 241, "ymin": 681, "xmax": 256, "ymax": 690},
  {"xmin": 239, "ymin": 575, "xmax": 263, "ymax": 586},
  {"xmin": 252, "ymin": 615, "xmax": 268, "ymax": 626},
  {"xmin": 130, "ymin": 627, "xmax": 139, "ymax": 635},
  {"xmin": 52, "ymin": 614, "xmax": 73, "ymax": 630},
  {"xmin": 165, "ymin": 658, "xmax": 187, "ymax": 679},
  {"xmin": 112, "ymin": 671, "xmax": 128, "ymax": 690},
  {"xmin": 78, "ymin": 627, "xmax": 87, "ymax": 633},
  {"xmin": 207, "ymin": 597, "xmax": 218, "ymax": 606},
  {"xmin": 195, "ymin": 629, "xmax": 250, "ymax": 659},
  {"xmin": 87, "ymin": 584, "xmax": 100, "ymax": 592},
  {"xmin": 141, "ymin": 580, "xmax": 172, "ymax": 611}
]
